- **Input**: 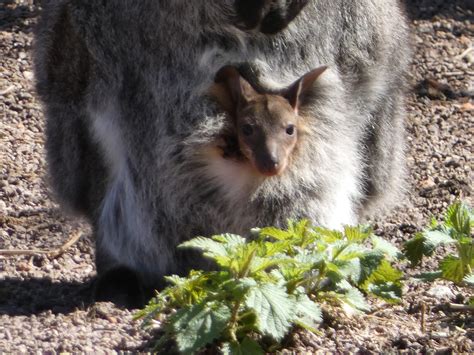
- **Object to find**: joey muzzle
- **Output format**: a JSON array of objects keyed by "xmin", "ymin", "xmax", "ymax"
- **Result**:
[{"xmin": 253, "ymin": 144, "xmax": 286, "ymax": 176}]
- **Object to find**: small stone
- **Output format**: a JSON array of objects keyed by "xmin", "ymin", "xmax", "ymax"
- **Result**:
[
  {"xmin": 464, "ymin": 52, "xmax": 474, "ymax": 64},
  {"xmin": 430, "ymin": 331, "xmax": 449, "ymax": 339},
  {"xmin": 0, "ymin": 200, "xmax": 7, "ymax": 213},
  {"xmin": 18, "ymin": 92, "xmax": 32, "ymax": 100},
  {"xmin": 394, "ymin": 337, "xmax": 410, "ymax": 349},
  {"xmin": 17, "ymin": 261, "xmax": 30, "ymax": 272},
  {"xmin": 444, "ymin": 156, "xmax": 460, "ymax": 168},
  {"xmin": 5, "ymin": 330, "xmax": 12, "ymax": 341},
  {"xmin": 427, "ymin": 285, "xmax": 455, "ymax": 300},
  {"xmin": 420, "ymin": 177, "xmax": 436, "ymax": 189},
  {"xmin": 2, "ymin": 185, "xmax": 16, "ymax": 197},
  {"xmin": 22, "ymin": 71, "xmax": 34, "ymax": 81},
  {"xmin": 460, "ymin": 102, "xmax": 474, "ymax": 111}
]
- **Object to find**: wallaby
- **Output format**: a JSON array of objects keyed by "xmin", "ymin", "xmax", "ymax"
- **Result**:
[
  {"xmin": 210, "ymin": 65, "xmax": 327, "ymax": 177},
  {"xmin": 34, "ymin": 0, "xmax": 411, "ymax": 307}
]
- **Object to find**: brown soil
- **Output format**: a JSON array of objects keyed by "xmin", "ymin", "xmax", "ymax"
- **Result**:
[{"xmin": 1, "ymin": 0, "xmax": 472, "ymax": 352}]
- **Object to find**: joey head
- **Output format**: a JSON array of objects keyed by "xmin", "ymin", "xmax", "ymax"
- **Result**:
[{"xmin": 211, "ymin": 65, "xmax": 327, "ymax": 176}]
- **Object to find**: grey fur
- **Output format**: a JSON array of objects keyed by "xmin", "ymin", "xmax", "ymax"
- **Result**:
[{"xmin": 34, "ymin": 0, "xmax": 411, "ymax": 288}]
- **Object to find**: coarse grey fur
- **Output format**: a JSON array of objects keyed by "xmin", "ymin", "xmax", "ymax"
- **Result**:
[{"xmin": 34, "ymin": 0, "xmax": 411, "ymax": 292}]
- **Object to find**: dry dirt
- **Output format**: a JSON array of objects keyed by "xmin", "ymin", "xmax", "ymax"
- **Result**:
[{"xmin": 0, "ymin": 0, "xmax": 473, "ymax": 352}]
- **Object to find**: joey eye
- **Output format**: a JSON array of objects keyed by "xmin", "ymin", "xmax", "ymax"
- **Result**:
[
  {"xmin": 286, "ymin": 124, "xmax": 295, "ymax": 136},
  {"xmin": 241, "ymin": 124, "xmax": 254, "ymax": 136}
]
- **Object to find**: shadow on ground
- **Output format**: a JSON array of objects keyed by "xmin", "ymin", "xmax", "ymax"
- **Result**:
[
  {"xmin": 404, "ymin": 0, "xmax": 474, "ymax": 21},
  {"xmin": 0, "ymin": 277, "xmax": 94, "ymax": 316},
  {"xmin": 0, "ymin": 1, "xmax": 38, "ymax": 33}
]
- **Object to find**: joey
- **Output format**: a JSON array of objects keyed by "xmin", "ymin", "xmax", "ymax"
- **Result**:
[{"xmin": 211, "ymin": 65, "xmax": 327, "ymax": 176}]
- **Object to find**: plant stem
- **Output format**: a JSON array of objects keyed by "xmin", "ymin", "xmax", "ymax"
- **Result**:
[
  {"xmin": 239, "ymin": 248, "xmax": 256, "ymax": 278},
  {"xmin": 310, "ymin": 264, "xmax": 327, "ymax": 294},
  {"xmin": 228, "ymin": 299, "xmax": 242, "ymax": 342}
]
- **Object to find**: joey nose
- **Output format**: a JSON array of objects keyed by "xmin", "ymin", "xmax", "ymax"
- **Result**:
[{"xmin": 258, "ymin": 153, "xmax": 280, "ymax": 176}]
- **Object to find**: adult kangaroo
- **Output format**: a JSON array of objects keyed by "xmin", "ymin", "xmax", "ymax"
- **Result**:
[{"xmin": 34, "ymin": 0, "xmax": 411, "ymax": 307}]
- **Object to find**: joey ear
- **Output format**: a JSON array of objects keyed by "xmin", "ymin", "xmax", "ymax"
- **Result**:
[
  {"xmin": 283, "ymin": 66, "xmax": 328, "ymax": 114},
  {"xmin": 214, "ymin": 65, "xmax": 259, "ymax": 109},
  {"xmin": 208, "ymin": 82, "xmax": 235, "ymax": 114}
]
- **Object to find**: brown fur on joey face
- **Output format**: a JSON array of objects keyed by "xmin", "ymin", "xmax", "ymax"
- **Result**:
[
  {"xmin": 237, "ymin": 96, "xmax": 298, "ymax": 176},
  {"xmin": 211, "ymin": 64, "xmax": 327, "ymax": 176}
]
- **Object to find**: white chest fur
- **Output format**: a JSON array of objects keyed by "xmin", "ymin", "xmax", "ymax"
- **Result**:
[{"xmin": 200, "ymin": 145, "xmax": 263, "ymax": 203}]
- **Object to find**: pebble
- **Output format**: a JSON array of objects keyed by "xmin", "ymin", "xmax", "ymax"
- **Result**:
[
  {"xmin": 0, "ymin": 200, "xmax": 7, "ymax": 213},
  {"xmin": 1, "ymin": 0, "xmax": 472, "ymax": 353},
  {"xmin": 22, "ymin": 70, "xmax": 34, "ymax": 81},
  {"xmin": 427, "ymin": 285, "xmax": 455, "ymax": 299},
  {"xmin": 420, "ymin": 177, "xmax": 436, "ymax": 189}
]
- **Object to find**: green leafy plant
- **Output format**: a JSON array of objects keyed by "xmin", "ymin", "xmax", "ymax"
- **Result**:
[
  {"xmin": 403, "ymin": 201, "xmax": 473, "ymax": 284},
  {"xmin": 136, "ymin": 220, "xmax": 403, "ymax": 354}
]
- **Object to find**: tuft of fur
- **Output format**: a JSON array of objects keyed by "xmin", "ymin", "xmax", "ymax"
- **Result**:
[{"xmin": 34, "ymin": 0, "xmax": 411, "ymax": 301}]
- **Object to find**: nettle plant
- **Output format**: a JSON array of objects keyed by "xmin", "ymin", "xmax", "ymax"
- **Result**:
[
  {"xmin": 404, "ymin": 202, "xmax": 474, "ymax": 286},
  {"xmin": 136, "ymin": 220, "xmax": 403, "ymax": 354}
]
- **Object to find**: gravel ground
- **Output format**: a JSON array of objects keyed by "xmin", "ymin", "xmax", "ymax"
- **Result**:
[{"xmin": 0, "ymin": 0, "xmax": 473, "ymax": 352}]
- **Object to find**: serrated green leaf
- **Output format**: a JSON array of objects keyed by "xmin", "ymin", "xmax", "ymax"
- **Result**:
[
  {"xmin": 232, "ymin": 244, "xmax": 258, "ymax": 277},
  {"xmin": 429, "ymin": 216, "xmax": 438, "ymax": 229},
  {"xmin": 371, "ymin": 235, "xmax": 402, "ymax": 260},
  {"xmin": 341, "ymin": 287, "xmax": 370, "ymax": 313},
  {"xmin": 366, "ymin": 281, "xmax": 402, "ymax": 303},
  {"xmin": 295, "ymin": 250, "xmax": 324, "ymax": 265},
  {"xmin": 335, "ymin": 279, "xmax": 353, "ymax": 291},
  {"xmin": 249, "ymin": 255, "xmax": 293, "ymax": 275},
  {"xmin": 463, "ymin": 273, "xmax": 474, "ymax": 286},
  {"xmin": 289, "ymin": 219, "xmax": 310, "ymax": 239},
  {"xmin": 161, "ymin": 271, "xmax": 211, "ymax": 307},
  {"xmin": 245, "ymin": 283, "xmax": 296, "ymax": 340},
  {"xmin": 325, "ymin": 261, "xmax": 341, "ymax": 274},
  {"xmin": 259, "ymin": 227, "xmax": 293, "ymax": 241},
  {"xmin": 444, "ymin": 202, "xmax": 472, "ymax": 237},
  {"xmin": 424, "ymin": 230, "xmax": 455, "ymax": 248},
  {"xmin": 314, "ymin": 227, "xmax": 343, "ymax": 243},
  {"xmin": 259, "ymin": 240, "xmax": 290, "ymax": 256},
  {"xmin": 412, "ymin": 271, "xmax": 443, "ymax": 282},
  {"xmin": 139, "ymin": 218, "xmax": 418, "ymax": 349},
  {"xmin": 329, "ymin": 240, "xmax": 349, "ymax": 259},
  {"xmin": 334, "ymin": 243, "xmax": 367, "ymax": 262},
  {"xmin": 221, "ymin": 337, "xmax": 264, "ymax": 355},
  {"xmin": 179, "ymin": 237, "xmax": 230, "ymax": 263},
  {"xmin": 358, "ymin": 252, "xmax": 384, "ymax": 284},
  {"xmin": 366, "ymin": 260, "xmax": 403, "ymax": 283},
  {"xmin": 336, "ymin": 258, "xmax": 361, "ymax": 282},
  {"xmin": 223, "ymin": 278, "xmax": 257, "ymax": 300},
  {"xmin": 440, "ymin": 255, "xmax": 465, "ymax": 283},
  {"xmin": 213, "ymin": 233, "xmax": 248, "ymax": 246},
  {"xmin": 322, "ymin": 270, "xmax": 343, "ymax": 288},
  {"xmin": 236, "ymin": 310, "xmax": 259, "ymax": 337},
  {"xmin": 403, "ymin": 233, "xmax": 428, "ymax": 266},
  {"xmin": 458, "ymin": 235, "xmax": 474, "ymax": 245},
  {"xmin": 179, "ymin": 234, "xmax": 249, "ymax": 270},
  {"xmin": 294, "ymin": 294, "xmax": 322, "ymax": 329},
  {"xmin": 171, "ymin": 302, "xmax": 231, "ymax": 354},
  {"xmin": 278, "ymin": 265, "xmax": 307, "ymax": 284},
  {"xmin": 164, "ymin": 274, "xmax": 184, "ymax": 286},
  {"xmin": 344, "ymin": 225, "xmax": 372, "ymax": 242},
  {"xmin": 134, "ymin": 292, "xmax": 167, "ymax": 326},
  {"xmin": 362, "ymin": 260, "xmax": 403, "ymax": 301},
  {"xmin": 458, "ymin": 241, "xmax": 474, "ymax": 267}
]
